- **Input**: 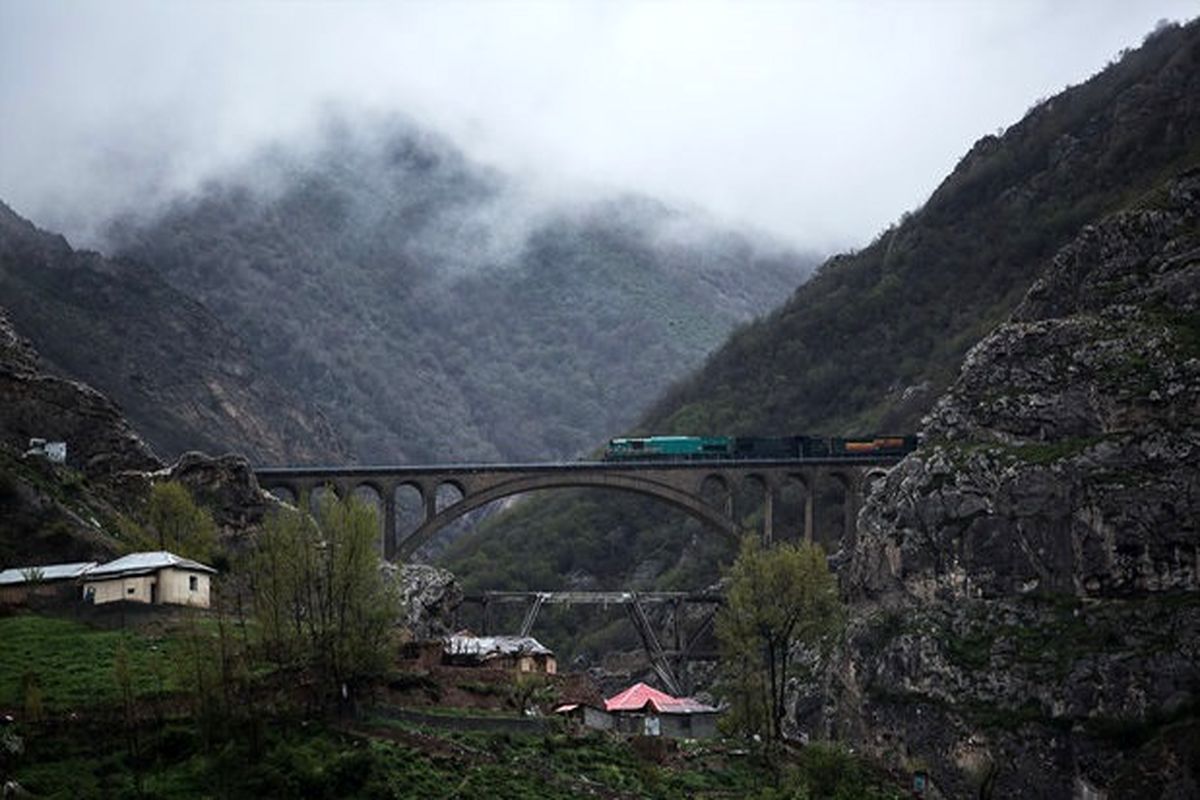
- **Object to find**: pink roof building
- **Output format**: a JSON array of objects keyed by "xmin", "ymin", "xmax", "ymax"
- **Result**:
[
  {"xmin": 603, "ymin": 682, "xmax": 719, "ymax": 738},
  {"xmin": 604, "ymin": 682, "xmax": 716, "ymax": 715}
]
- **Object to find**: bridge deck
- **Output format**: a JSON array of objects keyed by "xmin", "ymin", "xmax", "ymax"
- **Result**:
[
  {"xmin": 463, "ymin": 590, "xmax": 723, "ymax": 605},
  {"xmin": 255, "ymin": 455, "xmax": 903, "ymax": 478}
]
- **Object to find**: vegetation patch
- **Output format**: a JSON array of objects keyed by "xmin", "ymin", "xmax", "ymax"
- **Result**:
[
  {"xmin": 941, "ymin": 630, "xmax": 996, "ymax": 670},
  {"xmin": 995, "ymin": 435, "xmax": 1108, "ymax": 466},
  {"xmin": 0, "ymin": 614, "xmax": 182, "ymax": 713}
]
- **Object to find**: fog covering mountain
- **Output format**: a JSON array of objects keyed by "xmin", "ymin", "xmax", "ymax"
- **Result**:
[
  {"xmin": 107, "ymin": 116, "xmax": 817, "ymax": 464},
  {"xmin": 444, "ymin": 20, "xmax": 1200, "ymax": 629}
]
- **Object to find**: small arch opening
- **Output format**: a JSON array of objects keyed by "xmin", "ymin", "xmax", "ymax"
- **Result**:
[
  {"xmin": 815, "ymin": 473, "xmax": 851, "ymax": 551},
  {"xmin": 308, "ymin": 484, "xmax": 339, "ymax": 516},
  {"xmin": 352, "ymin": 484, "xmax": 385, "ymax": 551},
  {"xmin": 394, "ymin": 483, "xmax": 424, "ymax": 540},
  {"xmin": 435, "ymin": 482, "xmax": 465, "ymax": 514},
  {"xmin": 699, "ymin": 474, "xmax": 731, "ymax": 515},
  {"xmin": 776, "ymin": 475, "xmax": 808, "ymax": 543},
  {"xmin": 736, "ymin": 475, "xmax": 769, "ymax": 539},
  {"xmin": 268, "ymin": 486, "xmax": 296, "ymax": 506}
]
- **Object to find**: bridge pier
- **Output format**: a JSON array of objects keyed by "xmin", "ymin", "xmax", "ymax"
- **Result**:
[
  {"xmin": 762, "ymin": 482, "xmax": 776, "ymax": 545},
  {"xmin": 382, "ymin": 486, "xmax": 398, "ymax": 561},
  {"xmin": 842, "ymin": 472, "xmax": 862, "ymax": 551},
  {"xmin": 804, "ymin": 472, "xmax": 818, "ymax": 543}
]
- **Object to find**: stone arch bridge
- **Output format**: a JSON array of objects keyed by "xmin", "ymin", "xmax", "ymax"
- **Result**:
[{"xmin": 255, "ymin": 458, "xmax": 898, "ymax": 561}]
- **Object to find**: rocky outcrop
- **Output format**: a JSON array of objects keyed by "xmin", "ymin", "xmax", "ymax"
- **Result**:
[
  {"xmin": 851, "ymin": 172, "xmax": 1200, "ymax": 604},
  {"xmin": 816, "ymin": 171, "xmax": 1200, "ymax": 798},
  {"xmin": 384, "ymin": 562, "xmax": 463, "ymax": 640},
  {"xmin": 162, "ymin": 451, "xmax": 277, "ymax": 535}
]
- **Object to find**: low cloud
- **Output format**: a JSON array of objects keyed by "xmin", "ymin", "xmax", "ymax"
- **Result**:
[{"xmin": 1, "ymin": 0, "xmax": 1196, "ymax": 251}]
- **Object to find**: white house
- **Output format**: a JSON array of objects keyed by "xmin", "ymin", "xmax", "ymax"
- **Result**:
[
  {"xmin": 81, "ymin": 551, "xmax": 216, "ymax": 608},
  {"xmin": 24, "ymin": 438, "xmax": 67, "ymax": 463},
  {"xmin": 443, "ymin": 634, "xmax": 558, "ymax": 674},
  {"xmin": 0, "ymin": 561, "xmax": 98, "ymax": 606}
]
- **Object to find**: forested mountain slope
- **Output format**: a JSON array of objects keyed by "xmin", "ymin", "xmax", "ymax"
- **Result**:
[
  {"xmin": 0, "ymin": 202, "xmax": 345, "ymax": 464},
  {"xmin": 109, "ymin": 118, "xmax": 817, "ymax": 463},
  {"xmin": 444, "ymin": 19, "xmax": 1200, "ymax": 611},
  {"xmin": 643, "ymin": 19, "xmax": 1200, "ymax": 437}
]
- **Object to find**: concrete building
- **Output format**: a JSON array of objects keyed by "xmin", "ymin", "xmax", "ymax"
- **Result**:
[
  {"xmin": 24, "ymin": 438, "xmax": 67, "ymax": 464},
  {"xmin": 81, "ymin": 551, "xmax": 216, "ymax": 608},
  {"xmin": 0, "ymin": 562, "xmax": 97, "ymax": 607},
  {"xmin": 553, "ymin": 702, "xmax": 615, "ymax": 731},
  {"xmin": 604, "ymin": 682, "xmax": 719, "ymax": 739},
  {"xmin": 443, "ymin": 634, "xmax": 557, "ymax": 674}
]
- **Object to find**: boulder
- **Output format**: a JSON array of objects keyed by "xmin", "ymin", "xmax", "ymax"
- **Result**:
[{"xmin": 383, "ymin": 562, "xmax": 463, "ymax": 640}]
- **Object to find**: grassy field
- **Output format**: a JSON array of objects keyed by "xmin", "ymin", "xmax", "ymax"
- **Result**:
[{"xmin": 0, "ymin": 613, "xmax": 189, "ymax": 712}]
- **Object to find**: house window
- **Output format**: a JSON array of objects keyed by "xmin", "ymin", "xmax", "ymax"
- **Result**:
[
  {"xmin": 127, "ymin": 586, "xmax": 136, "ymax": 595},
  {"xmin": 189, "ymin": 575, "xmax": 198, "ymax": 591}
]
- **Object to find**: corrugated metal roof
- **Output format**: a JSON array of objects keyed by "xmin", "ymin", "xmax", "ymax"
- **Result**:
[
  {"xmin": 0, "ymin": 562, "xmax": 99, "ymax": 586},
  {"xmin": 605, "ymin": 682, "xmax": 716, "ymax": 714},
  {"xmin": 84, "ymin": 551, "xmax": 217, "ymax": 578},
  {"xmin": 444, "ymin": 635, "xmax": 553, "ymax": 658}
]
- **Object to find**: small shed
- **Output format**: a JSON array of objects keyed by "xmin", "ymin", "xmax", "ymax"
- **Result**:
[
  {"xmin": 81, "ymin": 551, "xmax": 216, "ymax": 608},
  {"xmin": 24, "ymin": 438, "xmax": 67, "ymax": 464},
  {"xmin": 605, "ymin": 682, "xmax": 719, "ymax": 739},
  {"xmin": 553, "ymin": 702, "xmax": 614, "ymax": 731},
  {"xmin": 0, "ymin": 562, "xmax": 98, "ymax": 607},
  {"xmin": 443, "ymin": 634, "xmax": 557, "ymax": 674}
]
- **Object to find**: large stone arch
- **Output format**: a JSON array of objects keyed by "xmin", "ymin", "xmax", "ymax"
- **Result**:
[{"xmin": 396, "ymin": 473, "xmax": 740, "ymax": 560}]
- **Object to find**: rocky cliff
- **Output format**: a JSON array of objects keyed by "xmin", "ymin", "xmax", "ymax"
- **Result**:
[
  {"xmin": 0, "ymin": 305, "xmax": 159, "ymax": 478},
  {"xmin": 0, "ymin": 305, "xmax": 283, "ymax": 565},
  {"xmin": 813, "ymin": 171, "xmax": 1200, "ymax": 798}
]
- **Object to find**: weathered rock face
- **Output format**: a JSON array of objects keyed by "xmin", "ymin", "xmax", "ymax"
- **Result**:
[
  {"xmin": 0, "ymin": 306, "xmax": 161, "ymax": 477},
  {"xmin": 814, "ymin": 172, "xmax": 1200, "ymax": 798},
  {"xmin": 383, "ymin": 562, "xmax": 463, "ymax": 640},
  {"xmin": 851, "ymin": 173, "xmax": 1200, "ymax": 604},
  {"xmin": 162, "ymin": 451, "xmax": 276, "ymax": 535}
]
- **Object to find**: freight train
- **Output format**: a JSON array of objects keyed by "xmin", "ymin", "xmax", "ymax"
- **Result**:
[{"xmin": 603, "ymin": 435, "xmax": 918, "ymax": 461}]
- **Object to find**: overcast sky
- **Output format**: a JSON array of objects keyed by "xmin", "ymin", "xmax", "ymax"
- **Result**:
[{"xmin": 1, "ymin": 0, "xmax": 1196, "ymax": 251}]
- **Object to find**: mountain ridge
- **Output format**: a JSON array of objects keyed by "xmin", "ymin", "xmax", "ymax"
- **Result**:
[{"xmin": 0, "ymin": 200, "xmax": 347, "ymax": 465}]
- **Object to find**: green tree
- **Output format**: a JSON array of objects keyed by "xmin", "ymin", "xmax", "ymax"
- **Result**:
[
  {"xmin": 248, "ymin": 492, "xmax": 397, "ymax": 707},
  {"xmin": 145, "ymin": 481, "xmax": 218, "ymax": 562},
  {"xmin": 716, "ymin": 537, "xmax": 844, "ymax": 747}
]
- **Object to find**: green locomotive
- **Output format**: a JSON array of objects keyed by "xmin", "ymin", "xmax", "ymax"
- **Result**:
[{"xmin": 603, "ymin": 435, "xmax": 917, "ymax": 461}]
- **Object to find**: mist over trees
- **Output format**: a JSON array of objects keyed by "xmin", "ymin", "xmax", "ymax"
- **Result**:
[{"xmin": 107, "ymin": 114, "xmax": 818, "ymax": 464}]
